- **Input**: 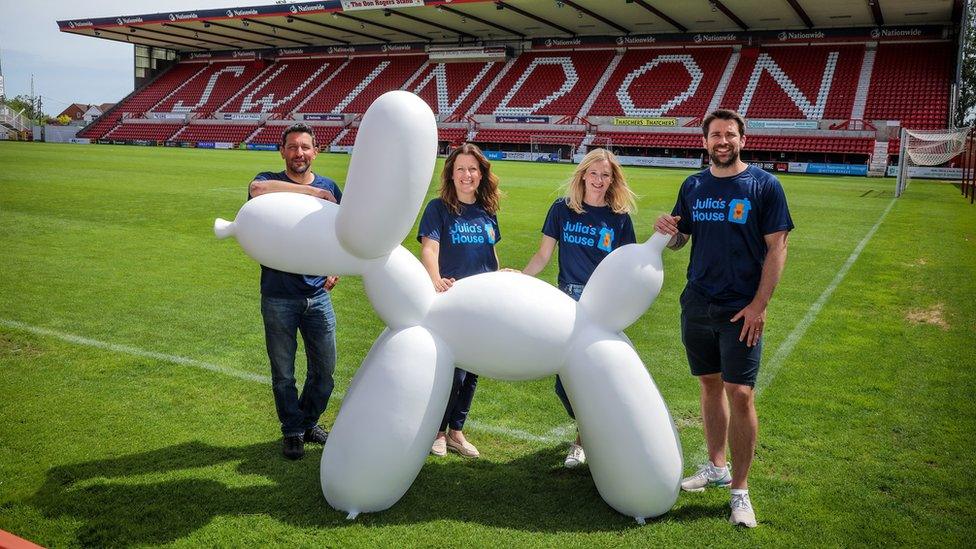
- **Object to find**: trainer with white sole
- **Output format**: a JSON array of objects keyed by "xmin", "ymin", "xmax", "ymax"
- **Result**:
[{"xmin": 655, "ymin": 109, "xmax": 794, "ymax": 529}]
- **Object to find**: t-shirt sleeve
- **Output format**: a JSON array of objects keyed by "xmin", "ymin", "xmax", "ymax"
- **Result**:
[
  {"xmin": 760, "ymin": 178, "xmax": 795, "ymax": 235},
  {"xmin": 330, "ymin": 181, "xmax": 343, "ymax": 204},
  {"xmin": 621, "ymin": 214, "xmax": 637, "ymax": 245},
  {"xmin": 541, "ymin": 201, "xmax": 562, "ymax": 239},
  {"xmin": 672, "ymin": 180, "xmax": 692, "ymax": 235},
  {"xmin": 417, "ymin": 200, "xmax": 443, "ymax": 243},
  {"xmin": 492, "ymin": 214, "xmax": 501, "ymax": 243}
]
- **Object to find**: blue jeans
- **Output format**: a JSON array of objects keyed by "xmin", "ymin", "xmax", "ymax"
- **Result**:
[
  {"xmin": 440, "ymin": 368, "xmax": 478, "ymax": 431},
  {"xmin": 261, "ymin": 293, "xmax": 337, "ymax": 437},
  {"xmin": 554, "ymin": 282, "xmax": 585, "ymax": 420}
]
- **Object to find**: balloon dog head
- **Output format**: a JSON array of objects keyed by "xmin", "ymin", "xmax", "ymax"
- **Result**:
[{"xmin": 215, "ymin": 91, "xmax": 682, "ymax": 523}]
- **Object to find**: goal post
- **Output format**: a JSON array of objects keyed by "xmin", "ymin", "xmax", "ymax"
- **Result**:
[{"xmin": 895, "ymin": 126, "xmax": 971, "ymax": 197}]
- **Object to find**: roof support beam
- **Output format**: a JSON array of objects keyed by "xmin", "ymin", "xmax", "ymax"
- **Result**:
[
  {"xmin": 207, "ymin": 20, "xmax": 312, "ymax": 47},
  {"xmin": 384, "ymin": 10, "xmax": 479, "ymax": 40},
  {"xmin": 99, "ymin": 27, "xmax": 209, "ymax": 50},
  {"xmin": 710, "ymin": 0, "xmax": 748, "ymax": 31},
  {"xmin": 495, "ymin": 1, "xmax": 575, "ymax": 36},
  {"xmin": 162, "ymin": 23, "xmax": 274, "ymax": 48},
  {"xmin": 629, "ymin": 0, "xmax": 687, "ymax": 33},
  {"xmin": 561, "ymin": 0, "xmax": 630, "ymax": 34},
  {"xmin": 443, "ymin": 5, "xmax": 524, "ymax": 38},
  {"xmin": 335, "ymin": 12, "xmax": 433, "ymax": 42},
  {"xmin": 868, "ymin": 0, "xmax": 884, "ymax": 26},
  {"xmin": 784, "ymin": 0, "xmax": 815, "ymax": 28},
  {"xmin": 288, "ymin": 15, "xmax": 389, "ymax": 43},
  {"xmin": 127, "ymin": 26, "xmax": 244, "ymax": 49},
  {"xmin": 242, "ymin": 18, "xmax": 349, "ymax": 45}
]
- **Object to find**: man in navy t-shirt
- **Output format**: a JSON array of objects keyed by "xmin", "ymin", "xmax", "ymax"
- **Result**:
[
  {"xmin": 247, "ymin": 123, "xmax": 342, "ymax": 460},
  {"xmin": 655, "ymin": 109, "xmax": 793, "ymax": 528}
]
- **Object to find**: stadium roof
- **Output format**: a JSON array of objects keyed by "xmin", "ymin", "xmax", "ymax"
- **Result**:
[{"xmin": 57, "ymin": 0, "xmax": 963, "ymax": 53}]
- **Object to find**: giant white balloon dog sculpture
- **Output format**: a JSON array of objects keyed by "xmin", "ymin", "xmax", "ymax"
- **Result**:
[{"xmin": 215, "ymin": 91, "xmax": 682, "ymax": 522}]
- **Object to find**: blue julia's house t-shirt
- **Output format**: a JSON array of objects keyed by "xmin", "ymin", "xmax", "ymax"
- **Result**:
[
  {"xmin": 248, "ymin": 171, "xmax": 343, "ymax": 298},
  {"xmin": 542, "ymin": 199, "xmax": 636, "ymax": 286},
  {"xmin": 672, "ymin": 165, "xmax": 794, "ymax": 307},
  {"xmin": 417, "ymin": 199, "xmax": 500, "ymax": 280}
]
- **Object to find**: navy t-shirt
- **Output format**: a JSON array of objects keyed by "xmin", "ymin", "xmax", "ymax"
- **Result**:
[
  {"xmin": 671, "ymin": 165, "xmax": 794, "ymax": 307},
  {"xmin": 542, "ymin": 199, "xmax": 636, "ymax": 286},
  {"xmin": 417, "ymin": 199, "xmax": 500, "ymax": 280},
  {"xmin": 248, "ymin": 171, "xmax": 343, "ymax": 298}
]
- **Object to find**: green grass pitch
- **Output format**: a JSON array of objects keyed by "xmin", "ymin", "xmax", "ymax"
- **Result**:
[{"xmin": 0, "ymin": 141, "xmax": 974, "ymax": 546}]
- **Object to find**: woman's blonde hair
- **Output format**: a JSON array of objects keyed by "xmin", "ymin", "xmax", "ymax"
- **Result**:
[
  {"xmin": 440, "ymin": 143, "xmax": 500, "ymax": 215},
  {"xmin": 563, "ymin": 148, "xmax": 636, "ymax": 214}
]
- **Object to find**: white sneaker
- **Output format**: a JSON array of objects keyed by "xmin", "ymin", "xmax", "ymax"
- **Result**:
[
  {"xmin": 680, "ymin": 463, "xmax": 732, "ymax": 492},
  {"xmin": 729, "ymin": 492, "xmax": 757, "ymax": 528},
  {"xmin": 564, "ymin": 443, "xmax": 586, "ymax": 468}
]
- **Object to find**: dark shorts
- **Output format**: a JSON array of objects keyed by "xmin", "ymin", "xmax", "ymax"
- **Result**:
[{"xmin": 680, "ymin": 286, "xmax": 762, "ymax": 387}]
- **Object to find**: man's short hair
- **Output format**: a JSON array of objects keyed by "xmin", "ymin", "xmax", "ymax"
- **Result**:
[
  {"xmin": 702, "ymin": 109, "xmax": 746, "ymax": 137},
  {"xmin": 281, "ymin": 123, "xmax": 317, "ymax": 147}
]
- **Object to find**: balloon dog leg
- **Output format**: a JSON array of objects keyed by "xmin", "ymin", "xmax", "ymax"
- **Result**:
[
  {"xmin": 560, "ymin": 331, "xmax": 683, "ymax": 522},
  {"xmin": 321, "ymin": 326, "xmax": 455, "ymax": 518}
]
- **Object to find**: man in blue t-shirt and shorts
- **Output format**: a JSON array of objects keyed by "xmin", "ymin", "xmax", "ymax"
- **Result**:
[
  {"xmin": 248, "ymin": 124, "xmax": 343, "ymax": 460},
  {"xmin": 655, "ymin": 109, "xmax": 793, "ymax": 528}
]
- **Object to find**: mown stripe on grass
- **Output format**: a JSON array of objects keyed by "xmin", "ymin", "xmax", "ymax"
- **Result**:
[
  {"xmin": 0, "ymin": 318, "xmax": 574, "ymax": 444},
  {"xmin": 0, "ymin": 318, "xmax": 271, "ymax": 384}
]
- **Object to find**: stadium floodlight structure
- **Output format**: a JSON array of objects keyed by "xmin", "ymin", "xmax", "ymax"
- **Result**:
[{"xmin": 895, "ymin": 126, "xmax": 971, "ymax": 197}]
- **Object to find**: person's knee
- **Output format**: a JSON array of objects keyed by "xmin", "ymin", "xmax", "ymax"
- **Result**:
[
  {"xmin": 724, "ymin": 383, "xmax": 755, "ymax": 411},
  {"xmin": 699, "ymin": 373, "xmax": 724, "ymax": 396}
]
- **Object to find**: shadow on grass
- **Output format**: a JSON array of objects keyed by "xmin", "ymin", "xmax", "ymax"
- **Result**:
[{"xmin": 30, "ymin": 440, "xmax": 723, "ymax": 544}]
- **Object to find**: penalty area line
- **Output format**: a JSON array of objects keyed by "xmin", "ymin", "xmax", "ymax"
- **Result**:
[{"xmin": 0, "ymin": 318, "xmax": 573, "ymax": 445}]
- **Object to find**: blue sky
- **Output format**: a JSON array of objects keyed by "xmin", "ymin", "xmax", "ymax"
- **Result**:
[{"xmin": 0, "ymin": 1, "xmax": 269, "ymax": 113}]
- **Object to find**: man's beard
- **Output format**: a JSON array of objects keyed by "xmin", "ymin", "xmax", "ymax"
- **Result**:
[
  {"xmin": 709, "ymin": 146, "xmax": 738, "ymax": 168},
  {"xmin": 289, "ymin": 160, "xmax": 310, "ymax": 174}
]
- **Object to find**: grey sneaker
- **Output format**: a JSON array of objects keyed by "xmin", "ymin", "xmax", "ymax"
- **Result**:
[
  {"xmin": 680, "ymin": 463, "xmax": 732, "ymax": 492},
  {"xmin": 729, "ymin": 492, "xmax": 757, "ymax": 528},
  {"xmin": 564, "ymin": 443, "xmax": 586, "ymax": 468}
]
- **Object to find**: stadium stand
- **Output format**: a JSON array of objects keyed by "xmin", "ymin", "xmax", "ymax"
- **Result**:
[
  {"xmin": 864, "ymin": 42, "xmax": 953, "ymax": 130},
  {"xmin": 152, "ymin": 61, "xmax": 266, "ymax": 116}
]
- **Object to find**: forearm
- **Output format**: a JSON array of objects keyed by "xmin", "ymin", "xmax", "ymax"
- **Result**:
[
  {"xmin": 752, "ymin": 243, "xmax": 787, "ymax": 309},
  {"xmin": 248, "ymin": 180, "xmax": 317, "ymax": 197},
  {"xmin": 420, "ymin": 245, "xmax": 442, "ymax": 282},
  {"xmin": 522, "ymin": 252, "xmax": 549, "ymax": 276}
]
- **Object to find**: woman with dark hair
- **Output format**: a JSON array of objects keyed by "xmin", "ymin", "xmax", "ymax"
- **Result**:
[
  {"xmin": 522, "ymin": 148, "xmax": 637, "ymax": 468},
  {"xmin": 418, "ymin": 143, "xmax": 502, "ymax": 458}
]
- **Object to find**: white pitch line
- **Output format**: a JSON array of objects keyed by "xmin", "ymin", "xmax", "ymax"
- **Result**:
[
  {"xmin": 0, "ymin": 319, "xmax": 270, "ymax": 384},
  {"xmin": 693, "ymin": 197, "xmax": 897, "ymax": 463},
  {"xmin": 0, "ymin": 318, "xmax": 574, "ymax": 445}
]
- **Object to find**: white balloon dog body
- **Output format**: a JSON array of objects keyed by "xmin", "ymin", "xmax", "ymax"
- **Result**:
[{"xmin": 215, "ymin": 91, "xmax": 682, "ymax": 522}]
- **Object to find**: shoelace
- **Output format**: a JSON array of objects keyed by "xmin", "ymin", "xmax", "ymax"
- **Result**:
[{"xmin": 731, "ymin": 494, "xmax": 751, "ymax": 511}]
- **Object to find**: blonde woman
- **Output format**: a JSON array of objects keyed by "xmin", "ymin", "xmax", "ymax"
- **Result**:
[{"xmin": 522, "ymin": 148, "xmax": 637, "ymax": 468}]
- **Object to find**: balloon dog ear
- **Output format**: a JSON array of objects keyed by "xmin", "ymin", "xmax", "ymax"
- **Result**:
[{"xmin": 336, "ymin": 91, "xmax": 438, "ymax": 260}]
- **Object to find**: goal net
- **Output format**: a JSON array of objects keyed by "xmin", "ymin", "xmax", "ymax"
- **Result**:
[{"xmin": 895, "ymin": 127, "xmax": 970, "ymax": 197}]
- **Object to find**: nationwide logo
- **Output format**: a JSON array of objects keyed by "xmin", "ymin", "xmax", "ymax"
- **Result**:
[
  {"xmin": 328, "ymin": 46, "xmax": 355, "ymax": 54},
  {"xmin": 694, "ymin": 33, "xmax": 736, "ymax": 43},
  {"xmin": 777, "ymin": 30, "xmax": 825, "ymax": 41},
  {"xmin": 118, "ymin": 17, "xmax": 143, "ymax": 25},
  {"xmin": 233, "ymin": 51, "xmax": 255, "ymax": 58},
  {"xmin": 228, "ymin": 9, "xmax": 259, "ymax": 16},
  {"xmin": 279, "ymin": 48, "xmax": 304, "ymax": 55},
  {"xmin": 190, "ymin": 52, "xmax": 213, "ymax": 59},
  {"xmin": 616, "ymin": 35, "xmax": 656, "ymax": 45},
  {"xmin": 294, "ymin": 4, "xmax": 326, "ymax": 13},
  {"xmin": 874, "ymin": 27, "xmax": 922, "ymax": 38},
  {"xmin": 170, "ymin": 13, "xmax": 199, "ymax": 21},
  {"xmin": 69, "ymin": 20, "xmax": 94, "ymax": 28},
  {"xmin": 544, "ymin": 38, "xmax": 581, "ymax": 47},
  {"xmin": 382, "ymin": 44, "xmax": 412, "ymax": 52}
]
